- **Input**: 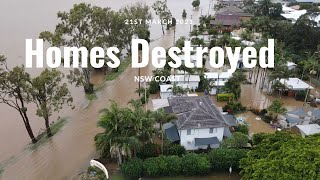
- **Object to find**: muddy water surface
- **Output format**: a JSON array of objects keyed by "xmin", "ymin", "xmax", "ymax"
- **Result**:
[{"xmin": 0, "ymin": 0, "xmax": 213, "ymax": 179}]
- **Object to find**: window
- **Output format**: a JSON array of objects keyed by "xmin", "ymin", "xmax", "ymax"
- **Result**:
[
  {"xmin": 209, "ymin": 128, "xmax": 215, "ymax": 134},
  {"xmin": 209, "ymin": 128, "xmax": 213, "ymax": 133},
  {"xmin": 187, "ymin": 129, "xmax": 191, "ymax": 135}
]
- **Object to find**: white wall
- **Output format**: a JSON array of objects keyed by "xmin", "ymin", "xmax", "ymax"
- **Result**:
[
  {"xmin": 175, "ymin": 81, "xmax": 199, "ymax": 90},
  {"xmin": 160, "ymin": 92, "xmax": 172, "ymax": 99},
  {"xmin": 179, "ymin": 127, "xmax": 224, "ymax": 150}
]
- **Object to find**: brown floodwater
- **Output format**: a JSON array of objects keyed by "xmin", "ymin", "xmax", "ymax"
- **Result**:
[
  {"xmin": 0, "ymin": 0, "xmax": 317, "ymax": 179},
  {"xmin": 0, "ymin": 0, "xmax": 213, "ymax": 179}
]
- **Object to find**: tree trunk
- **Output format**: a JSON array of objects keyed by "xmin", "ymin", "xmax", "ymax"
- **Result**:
[
  {"xmin": 82, "ymin": 68, "xmax": 93, "ymax": 94},
  {"xmin": 160, "ymin": 123, "xmax": 164, "ymax": 155},
  {"xmin": 21, "ymin": 111, "xmax": 37, "ymax": 143},
  {"xmin": 161, "ymin": 24, "xmax": 165, "ymax": 35},
  {"xmin": 45, "ymin": 116, "xmax": 53, "ymax": 137}
]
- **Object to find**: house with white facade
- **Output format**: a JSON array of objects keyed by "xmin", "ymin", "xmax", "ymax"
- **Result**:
[
  {"xmin": 159, "ymin": 84, "xmax": 190, "ymax": 99},
  {"xmin": 170, "ymin": 75, "xmax": 200, "ymax": 90},
  {"xmin": 204, "ymin": 72, "xmax": 233, "ymax": 95},
  {"xmin": 163, "ymin": 96, "xmax": 230, "ymax": 150}
]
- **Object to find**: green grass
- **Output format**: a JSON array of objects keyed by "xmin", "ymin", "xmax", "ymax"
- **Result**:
[
  {"xmin": 105, "ymin": 58, "xmax": 131, "ymax": 81},
  {"xmin": 29, "ymin": 118, "xmax": 68, "ymax": 149}
]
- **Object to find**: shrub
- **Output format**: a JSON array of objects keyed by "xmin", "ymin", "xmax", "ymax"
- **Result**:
[
  {"xmin": 182, "ymin": 9, "xmax": 187, "ymax": 18},
  {"xmin": 143, "ymin": 156, "xmax": 167, "ymax": 177},
  {"xmin": 181, "ymin": 153, "xmax": 211, "ymax": 176},
  {"xmin": 208, "ymin": 148, "xmax": 247, "ymax": 171},
  {"xmin": 222, "ymin": 132, "xmax": 249, "ymax": 149},
  {"xmin": 163, "ymin": 144, "xmax": 186, "ymax": 156},
  {"xmin": 148, "ymin": 80, "xmax": 159, "ymax": 94},
  {"xmin": 192, "ymin": 0, "xmax": 200, "ymax": 8},
  {"xmin": 222, "ymin": 101, "xmax": 246, "ymax": 114},
  {"xmin": 252, "ymin": 133, "xmax": 268, "ymax": 145},
  {"xmin": 121, "ymin": 158, "xmax": 143, "ymax": 179},
  {"xmin": 235, "ymin": 124, "xmax": 249, "ymax": 135},
  {"xmin": 217, "ymin": 93, "xmax": 234, "ymax": 102},
  {"xmin": 163, "ymin": 155, "xmax": 182, "ymax": 176},
  {"xmin": 137, "ymin": 143, "xmax": 160, "ymax": 159}
]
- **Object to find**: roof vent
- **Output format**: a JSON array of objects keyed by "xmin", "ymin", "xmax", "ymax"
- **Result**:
[
  {"xmin": 199, "ymin": 102, "xmax": 203, "ymax": 106},
  {"xmin": 198, "ymin": 123, "xmax": 201, "ymax": 127}
]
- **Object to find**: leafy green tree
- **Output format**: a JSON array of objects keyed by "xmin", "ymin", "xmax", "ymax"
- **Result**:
[
  {"xmin": 240, "ymin": 132, "xmax": 320, "ymax": 180},
  {"xmin": 222, "ymin": 132, "xmax": 249, "ymax": 148},
  {"xmin": 182, "ymin": 9, "xmax": 187, "ymax": 18},
  {"xmin": 40, "ymin": 3, "xmax": 103, "ymax": 94},
  {"xmin": 267, "ymin": 99, "xmax": 287, "ymax": 122},
  {"xmin": 31, "ymin": 69, "xmax": 73, "ymax": 137},
  {"xmin": 192, "ymin": 0, "xmax": 201, "ymax": 8},
  {"xmin": 95, "ymin": 100, "xmax": 156, "ymax": 164},
  {"xmin": 152, "ymin": 0, "xmax": 172, "ymax": 35},
  {"xmin": 223, "ymin": 70, "xmax": 246, "ymax": 100},
  {"xmin": 0, "ymin": 56, "xmax": 37, "ymax": 143}
]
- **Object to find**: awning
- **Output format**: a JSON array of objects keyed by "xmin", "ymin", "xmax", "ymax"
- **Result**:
[
  {"xmin": 164, "ymin": 122, "xmax": 180, "ymax": 142},
  {"xmin": 194, "ymin": 137, "xmax": 220, "ymax": 146}
]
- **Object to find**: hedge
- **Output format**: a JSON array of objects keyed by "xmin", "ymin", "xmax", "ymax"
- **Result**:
[
  {"xmin": 217, "ymin": 93, "xmax": 234, "ymax": 102},
  {"xmin": 121, "ymin": 149, "xmax": 247, "ymax": 178},
  {"xmin": 120, "ymin": 158, "xmax": 143, "ymax": 179},
  {"xmin": 137, "ymin": 143, "xmax": 161, "ymax": 159},
  {"xmin": 208, "ymin": 148, "xmax": 247, "ymax": 171},
  {"xmin": 163, "ymin": 144, "xmax": 186, "ymax": 156}
]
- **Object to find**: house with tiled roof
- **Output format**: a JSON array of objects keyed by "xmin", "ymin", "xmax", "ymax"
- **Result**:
[
  {"xmin": 163, "ymin": 96, "xmax": 232, "ymax": 150},
  {"xmin": 210, "ymin": 6, "xmax": 252, "ymax": 29}
]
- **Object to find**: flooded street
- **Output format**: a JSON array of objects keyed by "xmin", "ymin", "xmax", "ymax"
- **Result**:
[{"xmin": 0, "ymin": 0, "xmax": 212, "ymax": 179}]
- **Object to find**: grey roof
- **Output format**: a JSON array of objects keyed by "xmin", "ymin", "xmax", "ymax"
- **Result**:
[
  {"xmin": 223, "ymin": 114, "xmax": 238, "ymax": 126},
  {"xmin": 216, "ymin": 6, "xmax": 252, "ymax": 16},
  {"xmin": 167, "ymin": 96, "xmax": 228, "ymax": 130},
  {"xmin": 311, "ymin": 108, "xmax": 320, "ymax": 120},
  {"xmin": 284, "ymin": 115, "xmax": 305, "ymax": 124},
  {"xmin": 194, "ymin": 137, "xmax": 220, "ymax": 146},
  {"xmin": 164, "ymin": 122, "xmax": 180, "ymax": 142},
  {"xmin": 287, "ymin": 108, "xmax": 310, "ymax": 117},
  {"xmin": 210, "ymin": 19, "xmax": 239, "ymax": 26}
]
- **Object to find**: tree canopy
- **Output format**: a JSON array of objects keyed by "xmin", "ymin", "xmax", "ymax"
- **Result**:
[{"xmin": 240, "ymin": 132, "xmax": 320, "ymax": 180}]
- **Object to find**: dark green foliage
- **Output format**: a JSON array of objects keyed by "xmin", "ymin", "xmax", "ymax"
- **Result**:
[
  {"xmin": 222, "ymin": 132, "xmax": 249, "ymax": 148},
  {"xmin": 240, "ymin": 132, "xmax": 320, "ymax": 180},
  {"xmin": 163, "ymin": 155, "xmax": 182, "ymax": 176},
  {"xmin": 295, "ymin": 90, "xmax": 307, "ymax": 101},
  {"xmin": 235, "ymin": 124, "xmax": 249, "ymax": 135},
  {"xmin": 121, "ymin": 158, "xmax": 144, "ymax": 179},
  {"xmin": 217, "ymin": 94, "xmax": 235, "ymax": 102},
  {"xmin": 251, "ymin": 133, "xmax": 268, "ymax": 145},
  {"xmin": 181, "ymin": 153, "xmax": 211, "ymax": 176},
  {"xmin": 222, "ymin": 101, "xmax": 246, "ymax": 114},
  {"xmin": 137, "ymin": 143, "xmax": 161, "ymax": 159},
  {"xmin": 182, "ymin": 9, "xmax": 187, "ymax": 18},
  {"xmin": 208, "ymin": 148, "xmax": 248, "ymax": 171},
  {"xmin": 163, "ymin": 144, "xmax": 186, "ymax": 156},
  {"xmin": 143, "ymin": 156, "xmax": 168, "ymax": 177},
  {"xmin": 192, "ymin": 0, "xmax": 200, "ymax": 8}
]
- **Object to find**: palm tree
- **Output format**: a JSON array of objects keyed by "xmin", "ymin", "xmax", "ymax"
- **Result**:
[
  {"xmin": 95, "ymin": 100, "xmax": 157, "ymax": 164},
  {"xmin": 267, "ymin": 99, "xmax": 287, "ymax": 123},
  {"xmin": 152, "ymin": 109, "xmax": 176, "ymax": 154}
]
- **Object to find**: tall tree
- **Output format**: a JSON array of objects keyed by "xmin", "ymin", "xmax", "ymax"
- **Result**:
[
  {"xmin": 0, "ymin": 55, "xmax": 37, "ymax": 143},
  {"xmin": 152, "ymin": 109, "xmax": 176, "ymax": 154},
  {"xmin": 31, "ymin": 69, "xmax": 73, "ymax": 137},
  {"xmin": 152, "ymin": 0, "xmax": 172, "ymax": 35},
  {"xmin": 267, "ymin": 99, "xmax": 287, "ymax": 123}
]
